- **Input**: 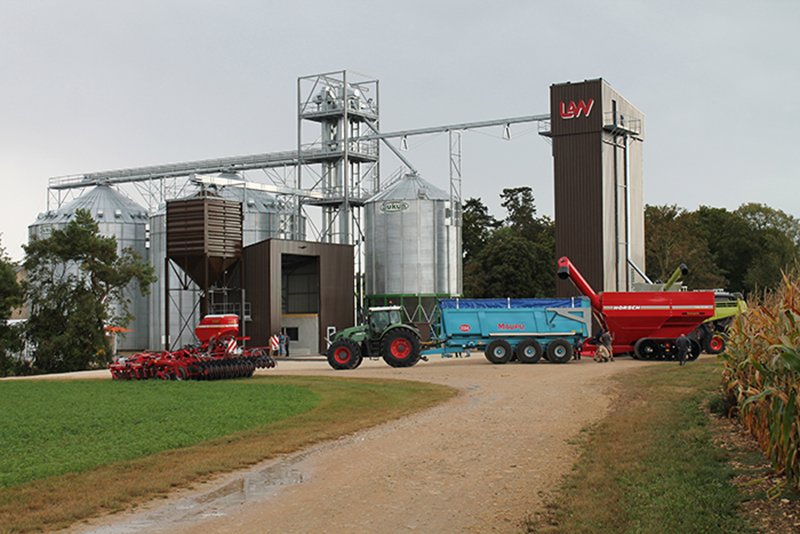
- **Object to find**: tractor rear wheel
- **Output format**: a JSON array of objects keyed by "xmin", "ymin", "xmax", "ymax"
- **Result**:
[
  {"xmin": 382, "ymin": 329, "xmax": 421, "ymax": 368},
  {"xmin": 516, "ymin": 338, "xmax": 543, "ymax": 364},
  {"xmin": 327, "ymin": 339, "xmax": 362, "ymax": 370},
  {"xmin": 546, "ymin": 338, "xmax": 573, "ymax": 363},
  {"xmin": 485, "ymin": 339, "xmax": 513, "ymax": 364}
]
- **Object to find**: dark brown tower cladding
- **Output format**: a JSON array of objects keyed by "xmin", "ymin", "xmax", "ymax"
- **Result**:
[
  {"xmin": 166, "ymin": 193, "xmax": 243, "ymax": 314},
  {"xmin": 243, "ymin": 239, "xmax": 354, "ymax": 353},
  {"xmin": 549, "ymin": 79, "xmax": 646, "ymax": 296}
]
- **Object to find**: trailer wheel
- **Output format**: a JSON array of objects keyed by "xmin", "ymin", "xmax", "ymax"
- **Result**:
[
  {"xmin": 634, "ymin": 338, "xmax": 657, "ymax": 360},
  {"xmin": 327, "ymin": 339, "xmax": 362, "ymax": 370},
  {"xmin": 485, "ymin": 340, "xmax": 513, "ymax": 364},
  {"xmin": 516, "ymin": 338, "xmax": 543, "ymax": 364},
  {"xmin": 704, "ymin": 334, "xmax": 726, "ymax": 354},
  {"xmin": 382, "ymin": 329, "xmax": 421, "ymax": 368},
  {"xmin": 546, "ymin": 339, "xmax": 573, "ymax": 364},
  {"xmin": 689, "ymin": 339, "xmax": 702, "ymax": 361}
]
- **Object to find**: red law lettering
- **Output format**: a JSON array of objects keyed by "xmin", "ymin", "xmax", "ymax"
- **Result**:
[{"xmin": 559, "ymin": 99, "xmax": 595, "ymax": 119}]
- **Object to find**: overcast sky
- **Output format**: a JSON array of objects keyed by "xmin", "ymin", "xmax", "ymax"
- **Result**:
[{"xmin": 1, "ymin": 0, "xmax": 798, "ymax": 260}]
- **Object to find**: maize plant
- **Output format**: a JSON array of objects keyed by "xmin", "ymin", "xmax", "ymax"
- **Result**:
[{"xmin": 721, "ymin": 272, "xmax": 800, "ymax": 488}]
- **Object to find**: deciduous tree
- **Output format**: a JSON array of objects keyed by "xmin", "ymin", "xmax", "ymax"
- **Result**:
[
  {"xmin": 23, "ymin": 209, "xmax": 155, "ymax": 373},
  {"xmin": 0, "ymin": 240, "xmax": 24, "ymax": 375}
]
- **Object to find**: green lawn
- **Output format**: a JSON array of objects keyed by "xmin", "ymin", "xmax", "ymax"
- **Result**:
[
  {"xmin": 0, "ymin": 375, "xmax": 455, "ymax": 533},
  {"xmin": 0, "ymin": 380, "xmax": 318, "ymax": 487}
]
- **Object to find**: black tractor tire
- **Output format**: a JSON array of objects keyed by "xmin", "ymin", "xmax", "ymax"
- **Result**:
[
  {"xmin": 704, "ymin": 334, "xmax": 726, "ymax": 355},
  {"xmin": 382, "ymin": 329, "xmax": 422, "ymax": 368},
  {"xmin": 485, "ymin": 339, "xmax": 513, "ymax": 364},
  {"xmin": 516, "ymin": 338, "xmax": 543, "ymax": 364},
  {"xmin": 327, "ymin": 339, "xmax": 362, "ymax": 370},
  {"xmin": 546, "ymin": 338, "xmax": 573, "ymax": 364}
]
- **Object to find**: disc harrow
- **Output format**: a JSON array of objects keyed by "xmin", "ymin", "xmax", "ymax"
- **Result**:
[{"xmin": 109, "ymin": 314, "xmax": 276, "ymax": 381}]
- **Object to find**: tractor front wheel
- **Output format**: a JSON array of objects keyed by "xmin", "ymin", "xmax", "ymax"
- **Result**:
[
  {"xmin": 382, "ymin": 330, "xmax": 421, "ymax": 368},
  {"xmin": 327, "ymin": 339, "xmax": 362, "ymax": 370}
]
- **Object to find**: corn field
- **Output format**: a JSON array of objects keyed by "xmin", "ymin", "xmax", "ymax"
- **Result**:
[{"xmin": 721, "ymin": 272, "xmax": 800, "ymax": 487}]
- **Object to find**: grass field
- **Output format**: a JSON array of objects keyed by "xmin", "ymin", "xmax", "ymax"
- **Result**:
[
  {"xmin": 0, "ymin": 380, "xmax": 319, "ymax": 487},
  {"xmin": 530, "ymin": 358, "xmax": 754, "ymax": 534},
  {"xmin": 0, "ymin": 375, "xmax": 455, "ymax": 533}
]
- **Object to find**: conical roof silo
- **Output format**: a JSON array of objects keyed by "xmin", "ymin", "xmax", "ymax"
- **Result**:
[
  {"xmin": 28, "ymin": 185, "xmax": 150, "ymax": 351},
  {"xmin": 364, "ymin": 174, "xmax": 462, "ymax": 325}
]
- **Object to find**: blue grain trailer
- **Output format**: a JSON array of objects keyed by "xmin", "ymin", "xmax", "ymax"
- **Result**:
[{"xmin": 422, "ymin": 297, "xmax": 592, "ymax": 364}]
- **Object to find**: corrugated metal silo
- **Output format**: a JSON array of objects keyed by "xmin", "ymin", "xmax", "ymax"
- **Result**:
[
  {"xmin": 28, "ymin": 185, "xmax": 150, "ymax": 350},
  {"xmin": 365, "ymin": 174, "xmax": 462, "ymax": 297}
]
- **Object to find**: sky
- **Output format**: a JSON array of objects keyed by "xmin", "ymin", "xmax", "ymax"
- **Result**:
[{"xmin": 1, "ymin": 0, "xmax": 799, "ymax": 261}]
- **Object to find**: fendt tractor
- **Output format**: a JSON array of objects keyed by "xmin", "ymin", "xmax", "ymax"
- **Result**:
[
  {"xmin": 109, "ymin": 314, "xmax": 276, "ymax": 380},
  {"xmin": 327, "ymin": 306, "xmax": 423, "ymax": 369},
  {"xmin": 557, "ymin": 256, "xmax": 716, "ymax": 361}
]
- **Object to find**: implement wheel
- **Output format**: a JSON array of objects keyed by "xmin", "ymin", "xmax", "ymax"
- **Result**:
[
  {"xmin": 704, "ymin": 334, "xmax": 726, "ymax": 355},
  {"xmin": 546, "ymin": 338, "xmax": 573, "ymax": 364},
  {"xmin": 327, "ymin": 339, "xmax": 362, "ymax": 370},
  {"xmin": 516, "ymin": 338, "xmax": 543, "ymax": 364},
  {"xmin": 382, "ymin": 329, "xmax": 421, "ymax": 368},
  {"xmin": 485, "ymin": 339, "xmax": 513, "ymax": 364}
]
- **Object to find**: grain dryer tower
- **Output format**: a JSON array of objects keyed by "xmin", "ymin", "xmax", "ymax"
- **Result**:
[{"xmin": 546, "ymin": 79, "xmax": 646, "ymax": 295}]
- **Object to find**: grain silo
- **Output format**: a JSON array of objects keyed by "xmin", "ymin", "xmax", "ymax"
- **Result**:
[
  {"xmin": 28, "ymin": 185, "xmax": 150, "ymax": 350},
  {"xmin": 364, "ymin": 174, "xmax": 462, "ymax": 328}
]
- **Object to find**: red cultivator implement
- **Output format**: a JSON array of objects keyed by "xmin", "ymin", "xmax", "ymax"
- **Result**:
[{"xmin": 109, "ymin": 314, "xmax": 276, "ymax": 380}]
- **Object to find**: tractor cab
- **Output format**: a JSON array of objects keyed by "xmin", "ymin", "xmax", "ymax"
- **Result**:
[{"xmin": 367, "ymin": 306, "xmax": 404, "ymax": 335}]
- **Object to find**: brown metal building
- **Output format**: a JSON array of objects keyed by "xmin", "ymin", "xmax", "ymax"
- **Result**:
[
  {"xmin": 548, "ymin": 79, "xmax": 646, "ymax": 296},
  {"xmin": 243, "ymin": 239, "xmax": 354, "ymax": 354}
]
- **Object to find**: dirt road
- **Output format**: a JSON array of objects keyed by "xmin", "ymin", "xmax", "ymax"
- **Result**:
[{"xmin": 73, "ymin": 355, "xmax": 648, "ymax": 533}]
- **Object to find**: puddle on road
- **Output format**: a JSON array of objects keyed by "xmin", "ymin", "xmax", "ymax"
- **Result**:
[{"xmin": 81, "ymin": 458, "xmax": 307, "ymax": 534}]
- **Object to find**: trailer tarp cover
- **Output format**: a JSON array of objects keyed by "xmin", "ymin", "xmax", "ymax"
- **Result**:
[{"xmin": 439, "ymin": 298, "xmax": 586, "ymax": 309}]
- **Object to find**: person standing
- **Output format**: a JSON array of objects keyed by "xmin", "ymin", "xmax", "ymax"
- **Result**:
[
  {"xmin": 676, "ymin": 334, "xmax": 691, "ymax": 366},
  {"xmin": 278, "ymin": 331, "xmax": 287, "ymax": 357}
]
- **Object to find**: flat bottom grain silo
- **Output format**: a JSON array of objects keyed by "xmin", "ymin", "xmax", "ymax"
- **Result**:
[
  {"xmin": 29, "ymin": 185, "xmax": 150, "ymax": 351},
  {"xmin": 364, "ymin": 174, "xmax": 462, "ymax": 334}
]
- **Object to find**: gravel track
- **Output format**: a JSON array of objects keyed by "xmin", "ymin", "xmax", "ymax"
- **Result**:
[{"xmin": 65, "ymin": 355, "xmax": 647, "ymax": 533}]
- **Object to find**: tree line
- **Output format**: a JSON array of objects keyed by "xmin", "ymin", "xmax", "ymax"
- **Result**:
[{"xmin": 464, "ymin": 189, "xmax": 800, "ymax": 298}]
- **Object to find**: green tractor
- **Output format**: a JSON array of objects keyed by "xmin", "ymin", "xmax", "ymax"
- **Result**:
[{"xmin": 326, "ymin": 306, "xmax": 423, "ymax": 370}]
